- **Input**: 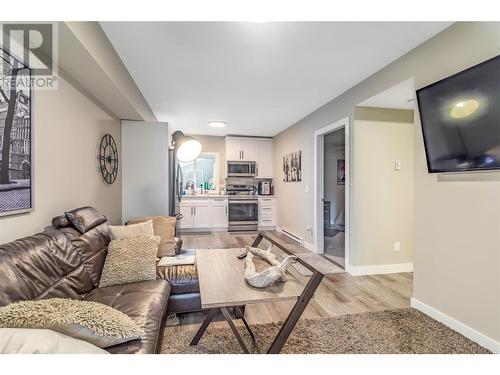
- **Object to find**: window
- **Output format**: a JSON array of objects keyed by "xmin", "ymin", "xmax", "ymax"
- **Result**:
[{"xmin": 180, "ymin": 152, "xmax": 219, "ymax": 192}]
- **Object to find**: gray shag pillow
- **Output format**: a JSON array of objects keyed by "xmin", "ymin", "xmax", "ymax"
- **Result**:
[
  {"xmin": 99, "ymin": 235, "xmax": 161, "ymax": 288},
  {"xmin": 0, "ymin": 298, "xmax": 144, "ymax": 348}
]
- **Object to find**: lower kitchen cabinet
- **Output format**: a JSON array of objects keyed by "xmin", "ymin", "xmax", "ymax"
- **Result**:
[
  {"xmin": 179, "ymin": 198, "xmax": 228, "ymax": 230},
  {"xmin": 211, "ymin": 198, "xmax": 229, "ymax": 227},
  {"xmin": 258, "ymin": 197, "xmax": 277, "ymax": 229}
]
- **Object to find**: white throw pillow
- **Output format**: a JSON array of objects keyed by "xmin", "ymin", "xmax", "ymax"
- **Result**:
[
  {"xmin": 0, "ymin": 328, "xmax": 108, "ymax": 354},
  {"xmin": 108, "ymin": 220, "xmax": 154, "ymax": 240}
]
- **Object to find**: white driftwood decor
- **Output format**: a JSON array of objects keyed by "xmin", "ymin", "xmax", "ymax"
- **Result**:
[{"xmin": 244, "ymin": 244, "xmax": 297, "ymax": 288}]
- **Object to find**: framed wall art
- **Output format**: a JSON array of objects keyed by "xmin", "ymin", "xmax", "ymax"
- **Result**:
[{"xmin": 0, "ymin": 48, "xmax": 32, "ymax": 216}]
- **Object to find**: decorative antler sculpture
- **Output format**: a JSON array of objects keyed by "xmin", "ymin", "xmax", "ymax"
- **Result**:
[{"xmin": 244, "ymin": 244, "xmax": 297, "ymax": 288}]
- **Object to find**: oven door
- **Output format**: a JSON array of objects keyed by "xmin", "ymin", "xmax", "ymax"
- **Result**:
[
  {"xmin": 228, "ymin": 200, "xmax": 258, "ymax": 230},
  {"xmin": 227, "ymin": 161, "xmax": 256, "ymax": 177}
]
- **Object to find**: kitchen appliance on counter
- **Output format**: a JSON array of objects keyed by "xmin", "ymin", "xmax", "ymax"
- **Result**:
[
  {"xmin": 227, "ymin": 161, "xmax": 257, "ymax": 177},
  {"xmin": 258, "ymin": 180, "xmax": 272, "ymax": 195},
  {"xmin": 226, "ymin": 185, "xmax": 258, "ymax": 231}
]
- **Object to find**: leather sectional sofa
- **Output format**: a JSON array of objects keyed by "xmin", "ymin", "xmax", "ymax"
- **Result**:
[{"xmin": 0, "ymin": 208, "xmax": 201, "ymax": 354}]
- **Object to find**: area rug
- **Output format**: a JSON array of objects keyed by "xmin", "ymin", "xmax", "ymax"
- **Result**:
[{"xmin": 161, "ymin": 308, "xmax": 490, "ymax": 354}]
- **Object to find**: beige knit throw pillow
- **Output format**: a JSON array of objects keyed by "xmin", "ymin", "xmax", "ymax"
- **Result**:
[
  {"xmin": 99, "ymin": 235, "xmax": 161, "ymax": 288},
  {"xmin": 0, "ymin": 298, "xmax": 144, "ymax": 348}
]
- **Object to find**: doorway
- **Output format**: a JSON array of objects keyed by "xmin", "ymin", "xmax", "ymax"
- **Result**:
[
  {"xmin": 313, "ymin": 117, "xmax": 350, "ymax": 270},
  {"xmin": 323, "ymin": 128, "xmax": 346, "ymax": 267}
]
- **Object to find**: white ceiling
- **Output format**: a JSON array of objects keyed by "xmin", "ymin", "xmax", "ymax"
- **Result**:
[
  {"xmin": 101, "ymin": 22, "xmax": 451, "ymax": 136},
  {"xmin": 358, "ymin": 77, "xmax": 416, "ymax": 110}
]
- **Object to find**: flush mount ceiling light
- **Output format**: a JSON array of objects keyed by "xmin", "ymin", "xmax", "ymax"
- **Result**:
[
  {"xmin": 172, "ymin": 131, "xmax": 202, "ymax": 162},
  {"xmin": 208, "ymin": 121, "xmax": 227, "ymax": 128},
  {"xmin": 451, "ymin": 99, "xmax": 479, "ymax": 119}
]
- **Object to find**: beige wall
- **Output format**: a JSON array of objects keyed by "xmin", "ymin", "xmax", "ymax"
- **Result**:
[
  {"xmin": 274, "ymin": 22, "xmax": 500, "ymax": 343},
  {"xmin": 351, "ymin": 107, "xmax": 414, "ymax": 266},
  {"xmin": 0, "ymin": 73, "xmax": 122, "ymax": 244},
  {"xmin": 189, "ymin": 134, "xmax": 226, "ymax": 186}
]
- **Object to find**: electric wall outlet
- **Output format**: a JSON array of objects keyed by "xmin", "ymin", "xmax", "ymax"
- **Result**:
[
  {"xmin": 305, "ymin": 185, "xmax": 309, "ymax": 193},
  {"xmin": 394, "ymin": 241, "xmax": 401, "ymax": 252},
  {"xmin": 395, "ymin": 160, "xmax": 401, "ymax": 171},
  {"xmin": 306, "ymin": 226, "xmax": 312, "ymax": 234}
]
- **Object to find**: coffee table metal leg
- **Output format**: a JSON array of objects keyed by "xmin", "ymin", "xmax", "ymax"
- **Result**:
[
  {"xmin": 234, "ymin": 306, "xmax": 256, "ymax": 343},
  {"xmin": 190, "ymin": 308, "xmax": 218, "ymax": 346},
  {"xmin": 221, "ymin": 306, "xmax": 250, "ymax": 354},
  {"xmin": 266, "ymin": 271, "xmax": 324, "ymax": 354}
]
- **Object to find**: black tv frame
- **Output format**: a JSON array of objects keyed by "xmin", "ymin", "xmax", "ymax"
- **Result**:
[{"xmin": 416, "ymin": 54, "xmax": 500, "ymax": 174}]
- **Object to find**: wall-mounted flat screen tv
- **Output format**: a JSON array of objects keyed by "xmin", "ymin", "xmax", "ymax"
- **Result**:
[{"xmin": 416, "ymin": 55, "xmax": 500, "ymax": 173}]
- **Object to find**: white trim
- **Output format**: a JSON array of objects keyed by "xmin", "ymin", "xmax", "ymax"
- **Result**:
[
  {"xmin": 347, "ymin": 262, "xmax": 413, "ymax": 276},
  {"xmin": 313, "ymin": 117, "xmax": 350, "ymax": 265},
  {"xmin": 303, "ymin": 241, "xmax": 314, "ymax": 252},
  {"xmin": 411, "ymin": 298, "xmax": 499, "ymax": 353}
]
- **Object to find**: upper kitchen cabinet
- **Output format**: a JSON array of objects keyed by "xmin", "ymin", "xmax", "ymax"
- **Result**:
[
  {"xmin": 255, "ymin": 139, "xmax": 274, "ymax": 178},
  {"xmin": 225, "ymin": 136, "xmax": 274, "ymax": 178},
  {"xmin": 226, "ymin": 137, "xmax": 256, "ymax": 161}
]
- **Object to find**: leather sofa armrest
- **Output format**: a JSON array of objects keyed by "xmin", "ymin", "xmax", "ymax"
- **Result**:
[{"xmin": 174, "ymin": 237, "xmax": 183, "ymax": 255}]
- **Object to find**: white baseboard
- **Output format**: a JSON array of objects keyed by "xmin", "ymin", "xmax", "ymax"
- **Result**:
[
  {"xmin": 303, "ymin": 240, "xmax": 315, "ymax": 252},
  {"xmin": 347, "ymin": 262, "xmax": 413, "ymax": 276},
  {"xmin": 411, "ymin": 298, "xmax": 499, "ymax": 353}
]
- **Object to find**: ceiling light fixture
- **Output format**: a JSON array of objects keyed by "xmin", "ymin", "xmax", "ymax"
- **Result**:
[
  {"xmin": 208, "ymin": 121, "xmax": 227, "ymax": 128},
  {"xmin": 451, "ymin": 99, "xmax": 479, "ymax": 119}
]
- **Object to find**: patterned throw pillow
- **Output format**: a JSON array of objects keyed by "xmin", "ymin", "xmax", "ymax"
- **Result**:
[
  {"xmin": 0, "ymin": 298, "xmax": 144, "ymax": 348},
  {"xmin": 99, "ymin": 235, "xmax": 161, "ymax": 288}
]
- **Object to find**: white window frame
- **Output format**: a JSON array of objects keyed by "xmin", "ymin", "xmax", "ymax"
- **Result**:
[{"xmin": 180, "ymin": 152, "xmax": 220, "ymax": 191}]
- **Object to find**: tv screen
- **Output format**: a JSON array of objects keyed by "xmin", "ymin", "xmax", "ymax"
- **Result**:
[{"xmin": 416, "ymin": 55, "xmax": 500, "ymax": 173}]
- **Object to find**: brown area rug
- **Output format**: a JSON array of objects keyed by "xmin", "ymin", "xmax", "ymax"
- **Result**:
[{"xmin": 161, "ymin": 308, "xmax": 490, "ymax": 354}]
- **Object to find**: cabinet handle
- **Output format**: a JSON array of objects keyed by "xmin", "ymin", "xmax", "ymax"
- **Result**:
[
  {"xmin": 194, "ymin": 206, "xmax": 196, "ymax": 215},
  {"xmin": 242, "ymin": 150, "xmax": 244, "ymax": 159},
  {"xmin": 225, "ymin": 206, "xmax": 228, "ymax": 216}
]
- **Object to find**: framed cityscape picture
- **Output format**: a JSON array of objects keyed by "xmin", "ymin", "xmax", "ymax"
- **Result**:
[
  {"xmin": 283, "ymin": 150, "xmax": 302, "ymax": 182},
  {"xmin": 0, "ymin": 48, "xmax": 32, "ymax": 216}
]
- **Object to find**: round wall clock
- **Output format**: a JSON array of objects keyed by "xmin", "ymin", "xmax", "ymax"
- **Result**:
[{"xmin": 97, "ymin": 134, "xmax": 118, "ymax": 184}]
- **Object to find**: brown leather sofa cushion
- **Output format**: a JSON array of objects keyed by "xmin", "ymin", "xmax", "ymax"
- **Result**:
[
  {"xmin": 0, "ymin": 229, "xmax": 96, "ymax": 306},
  {"xmin": 84, "ymin": 280, "xmax": 171, "ymax": 354},
  {"xmin": 65, "ymin": 207, "xmax": 107, "ymax": 234},
  {"xmin": 157, "ymin": 264, "xmax": 199, "ymax": 294}
]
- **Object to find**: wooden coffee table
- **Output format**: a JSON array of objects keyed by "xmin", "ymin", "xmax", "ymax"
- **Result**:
[{"xmin": 190, "ymin": 232, "xmax": 325, "ymax": 354}]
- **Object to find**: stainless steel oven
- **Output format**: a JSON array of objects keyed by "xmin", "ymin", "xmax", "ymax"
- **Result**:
[
  {"xmin": 227, "ymin": 161, "xmax": 257, "ymax": 177},
  {"xmin": 228, "ymin": 196, "xmax": 258, "ymax": 231}
]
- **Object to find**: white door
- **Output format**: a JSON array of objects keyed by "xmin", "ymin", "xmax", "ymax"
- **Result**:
[
  {"xmin": 193, "ymin": 202, "xmax": 211, "ymax": 228},
  {"xmin": 240, "ymin": 138, "xmax": 256, "ymax": 161},
  {"xmin": 226, "ymin": 139, "xmax": 242, "ymax": 161},
  {"xmin": 211, "ymin": 199, "xmax": 228, "ymax": 227},
  {"xmin": 178, "ymin": 203, "xmax": 194, "ymax": 228},
  {"xmin": 255, "ymin": 139, "xmax": 274, "ymax": 178}
]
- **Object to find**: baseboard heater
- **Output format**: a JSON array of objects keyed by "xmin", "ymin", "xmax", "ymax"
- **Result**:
[{"xmin": 280, "ymin": 228, "xmax": 304, "ymax": 245}]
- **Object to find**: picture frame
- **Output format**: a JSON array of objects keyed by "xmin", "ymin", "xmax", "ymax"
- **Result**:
[
  {"xmin": 0, "ymin": 48, "xmax": 33, "ymax": 217},
  {"xmin": 283, "ymin": 150, "xmax": 302, "ymax": 182}
]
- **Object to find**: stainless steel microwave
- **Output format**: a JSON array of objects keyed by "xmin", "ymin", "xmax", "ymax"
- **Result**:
[{"xmin": 227, "ymin": 161, "xmax": 257, "ymax": 177}]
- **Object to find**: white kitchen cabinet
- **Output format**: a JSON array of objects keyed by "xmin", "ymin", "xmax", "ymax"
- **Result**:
[
  {"xmin": 193, "ymin": 201, "xmax": 211, "ymax": 227},
  {"xmin": 211, "ymin": 198, "xmax": 228, "ymax": 227},
  {"xmin": 258, "ymin": 197, "xmax": 277, "ymax": 229},
  {"xmin": 255, "ymin": 139, "xmax": 274, "ymax": 178},
  {"xmin": 179, "ymin": 197, "xmax": 228, "ymax": 229},
  {"xmin": 225, "ymin": 137, "xmax": 258, "ymax": 161},
  {"xmin": 178, "ymin": 203, "xmax": 194, "ymax": 228},
  {"xmin": 239, "ymin": 138, "xmax": 256, "ymax": 161},
  {"xmin": 226, "ymin": 139, "xmax": 243, "ymax": 161}
]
